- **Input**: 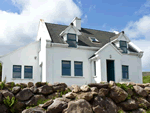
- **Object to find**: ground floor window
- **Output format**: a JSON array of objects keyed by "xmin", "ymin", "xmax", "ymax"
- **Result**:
[
  {"xmin": 13, "ymin": 65, "xmax": 21, "ymax": 78},
  {"xmin": 62, "ymin": 60, "xmax": 71, "ymax": 76},
  {"xmin": 122, "ymin": 65, "xmax": 129, "ymax": 79},
  {"xmin": 74, "ymin": 61, "xmax": 83, "ymax": 76},
  {"xmin": 24, "ymin": 66, "xmax": 33, "ymax": 79}
]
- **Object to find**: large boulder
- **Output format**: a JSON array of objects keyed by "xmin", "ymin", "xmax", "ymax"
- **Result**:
[
  {"xmin": 80, "ymin": 85, "xmax": 90, "ymax": 92},
  {"xmin": 52, "ymin": 83, "xmax": 67, "ymax": 92},
  {"xmin": 0, "ymin": 104, "xmax": 9, "ymax": 113},
  {"xmin": 38, "ymin": 85, "xmax": 53, "ymax": 95},
  {"xmin": 71, "ymin": 85, "xmax": 81, "ymax": 93},
  {"xmin": 46, "ymin": 92, "xmax": 61, "ymax": 99},
  {"xmin": 109, "ymin": 86, "xmax": 128, "ymax": 103},
  {"xmin": 26, "ymin": 95, "xmax": 46, "ymax": 106},
  {"xmin": 132, "ymin": 108, "xmax": 146, "ymax": 113},
  {"xmin": 12, "ymin": 86, "xmax": 21, "ymax": 94},
  {"xmin": 65, "ymin": 92, "xmax": 76, "ymax": 99},
  {"xmin": 133, "ymin": 86, "xmax": 148, "ymax": 97},
  {"xmin": 1, "ymin": 90, "xmax": 14, "ymax": 99},
  {"xmin": 27, "ymin": 82, "xmax": 34, "ymax": 88},
  {"xmin": 63, "ymin": 99, "xmax": 93, "ymax": 113},
  {"xmin": 16, "ymin": 88, "xmax": 33, "ymax": 101},
  {"xmin": 77, "ymin": 92, "xmax": 97, "ymax": 101},
  {"xmin": 41, "ymin": 99, "xmax": 53, "ymax": 108},
  {"xmin": 22, "ymin": 106, "xmax": 45, "ymax": 113},
  {"xmin": 98, "ymin": 88, "xmax": 109, "ymax": 97},
  {"xmin": 91, "ymin": 96, "xmax": 118, "ymax": 113},
  {"xmin": 47, "ymin": 99, "xmax": 67, "ymax": 113},
  {"xmin": 119, "ymin": 99, "xmax": 138, "ymax": 111},
  {"xmin": 144, "ymin": 87, "xmax": 150, "ymax": 94},
  {"xmin": 0, "ymin": 92, "xmax": 3, "ymax": 103},
  {"xmin": 12, "ymin": 101, "xmax": 25, "ymax": 113},
  {"xmin": 137, "ymin": 97, "xmax": 150, "ymax": 109},
  {"xmin": 88, "ymin": 83, "xmax": 108, "ymax": 89},
  {"xmin": 30, "ymin": 86, "xmax": 38, "ymax": 94},
  {"xmin": 90, "ymin": 87, "xmax": 98, "ymax": 92}
]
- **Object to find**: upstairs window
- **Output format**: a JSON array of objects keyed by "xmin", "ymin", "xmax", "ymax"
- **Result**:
[
  {"xmin": 13, "ymin": 65, "xmax": 21, "ymax": 78},
  {"xmin": 89, "ymin": 37, "xmax": 99, "ymax": 43},
  {"xmin": 62, "ymin": 61, "xmax": 71, "ymax": 76},
  {"xmin": 67, "ymin": 34, "xmax": 77, "ymax": 47},
  {"xmin": 122, "ymin": 65, "xmax": 129, "ymax": 79},
  {"xmin": 120, "ymin": 41, "xmax": 127, "ymax": 53},
  {"xmin": 24, "ymin": 66, "xmax": 33, "ymax": 79},
  {"xmin": 74, "ymin": 61, "xmax": 83, "ymax": 76}
]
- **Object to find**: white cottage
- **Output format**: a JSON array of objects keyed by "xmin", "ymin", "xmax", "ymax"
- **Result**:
[{"xmin": 0, "ymin": 17, "xmax": 144, "ymax": 86}]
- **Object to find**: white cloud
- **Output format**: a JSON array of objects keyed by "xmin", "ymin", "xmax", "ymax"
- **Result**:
[{"xmin": 0, "ymin": 0, "xmax": 82, "ymax": 55}]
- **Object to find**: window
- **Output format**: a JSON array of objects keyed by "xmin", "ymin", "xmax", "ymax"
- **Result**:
[
  {"xmin": 13, "ymin": 65, "xmax": 21, "ymax": 78},
  {"xmin": 67, "ymin": 34, "xmax": 77, "ymax": 47},
  {"xmin": 122, "ymin": 65, "xmax": 129, "ymax": 79},
  {"xmin": 24, "ymin": 66, "xmax": 33, "ymax": 79},
  {"xmin": 62, "ymin": 61, "xmax": 71, "ymax": 76},
  {"xmin": 94, "ymin": 61, "xmax": 96, "ymax": 76},
  {"xmin": 120, "ymin": 41, "xmax": 127, "ymax": 53},
  {"xmin": 89, "ymin": 37, "xmax": 99, "ymax": 43},
  {"xmin": 74, "ymin": 61, "xmax": 83, "ymax": 76}
]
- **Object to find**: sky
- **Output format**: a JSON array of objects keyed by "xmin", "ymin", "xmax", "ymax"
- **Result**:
[{"xmin": 0, "ymin": 0, "xmax": 150, "ymax": 71}]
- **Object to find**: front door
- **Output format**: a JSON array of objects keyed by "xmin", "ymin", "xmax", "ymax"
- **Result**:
[{"xmin": 107, "ymin": 60, "xmax": 115, "ymax": 82}]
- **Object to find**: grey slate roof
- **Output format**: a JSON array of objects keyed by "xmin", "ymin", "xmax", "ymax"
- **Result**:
[{"xmin": 45, "ymin": 23, "xmax": 117, "ymax": 48}]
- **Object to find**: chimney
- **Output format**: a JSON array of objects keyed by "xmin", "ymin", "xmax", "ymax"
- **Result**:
[{"xmin": 72, "ymin": 17, "xmax": 81, "ymax": 30}]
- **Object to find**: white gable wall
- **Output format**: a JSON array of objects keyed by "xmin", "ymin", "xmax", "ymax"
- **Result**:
[{"xmin": 0, "ymin": 41, "xmax": 40, "ymax": 83}]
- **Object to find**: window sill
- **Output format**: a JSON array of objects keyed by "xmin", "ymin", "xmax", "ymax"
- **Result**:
[
  {"xmin": 121, "ymin": 79, "xmax": 130, "ymax": 81},
  {"xmin": 61, "ymin": 76, "xmax": 84, "ymax": 78},
  {"xmin": 12, "ymin": 78, "xmax": 33, "ymax": 80}
]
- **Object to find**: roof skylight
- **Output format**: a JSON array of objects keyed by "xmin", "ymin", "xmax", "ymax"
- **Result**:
[{"xmin": 89, "ymin": 37, "xmax": 100, "ymax": 43}]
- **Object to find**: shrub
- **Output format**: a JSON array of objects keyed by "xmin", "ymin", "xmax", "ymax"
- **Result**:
[
  {"xmin": 116, "ymin": 83, "xmax": 133, "ymax": 91},
  {"xmin": 0, "ymin": 81, "xmax": 5, "ymax": 89}
]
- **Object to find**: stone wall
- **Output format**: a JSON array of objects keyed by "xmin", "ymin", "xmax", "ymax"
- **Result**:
[{"xmin": 1, "ymin": 81, "xmax": 150, "ymax": 113}]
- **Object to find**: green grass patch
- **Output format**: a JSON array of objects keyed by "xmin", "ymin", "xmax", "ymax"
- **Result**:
[{"xmin": 143, "ymin": 75, "xmax": 150, "ymax": 83}]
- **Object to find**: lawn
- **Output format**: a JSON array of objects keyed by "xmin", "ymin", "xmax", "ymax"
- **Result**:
[{"xmin": 143, "ymin": 75, "xmax": 150, "ymax": 83}]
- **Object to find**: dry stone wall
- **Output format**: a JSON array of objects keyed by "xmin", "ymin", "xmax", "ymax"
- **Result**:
[{"xmin": 1, "ymin": 81, "xmax": 150, "ymax": 113}]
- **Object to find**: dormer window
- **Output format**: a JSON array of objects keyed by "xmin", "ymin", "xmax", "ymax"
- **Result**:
[
  {"xmin": 67, "ymin": 33, "xmax": 77, "ymax": 47},
  {"xmin": 89, "ymin": 37, "xmax": 99, "ymax": 43},
  {"xmin": 120, "ymin": 41, "xmax": 127, "ymax": 53}
]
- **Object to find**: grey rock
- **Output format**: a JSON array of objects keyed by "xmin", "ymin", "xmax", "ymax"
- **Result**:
[
  {"xmin": 30, "ymin": 86, "xmax": 38, "ymax": 94},
  {"xmin": 133, "ymin": 86, "xmax": 148, "ymax": 97},
  {"xmin": 12, "ymin": 86, "xmax": 21, "ymax": 94},
  {"xmin": 1, "ymin": 90, "xmax": 14, "ymax": 99},
  {"xmin": 80, "ymin": 85, "xmax": 90, "ymax": 92},
  {"xmin": 0, "ymin": 104, "xmax": 9, "ymax": 113},
  {"xmin": 27, "ymin": 82, "xmax": 34, "ymax": 88},
  {"xmin": 71, "ymin": 85, "xmax": 81, "ymax": 93},
  {"xmin": 132, "ymin": 108, "xmax": 146, "ymax": 113},
  {"xmin": 38, "ymin": 85, "xmax": 53, "ymax": 95},
  {"xmin": 88, "ymin": 83, "xmax": 108, "ymax": 89},
  {"xmin": 22, "ymin": 106, "xmax": 45, "ymax": 113}
]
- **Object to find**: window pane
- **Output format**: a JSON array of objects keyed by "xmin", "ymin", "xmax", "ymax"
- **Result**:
[
  {"xmin": 62, "ymin": 61, "xmax": 71, "ymax": 76},
  {"xmin": 121, "ymin": 47, "xmax": 127, "ymax": 53},
  {"xmin": 62, "ymin": 61, "xmax": 70, "ymax": 68},
  {"xmin": 75, "ymin": 69, "xmax": 82, "ymax": 76},
  {"xmin": 122, "ymin": 66, "xmax": 128, "ymax": 79},
  {"xmin": 13, "ymin": 65, "xmax": 21, "ymax": 78},
  {"xmin": 62, "ymin": 69, "xmax": 71, "ymax": 76},
  {"xmin": 67, "ymin": 40, "xmax": 77, "ymax": 47},
  {"xmin": 75, "ymin": 62, "xmax": 82, "ymax": 68},
  {"xmin": 68, "ymin": 34, "xmax": 76, "ymax": 40},
  {"xmin": 120, "ymin": 41, "xmax": 127, "ymax": 47},
  {"xmin": 75, "ymin": 61, "xmax": 83, "ymax": 76},
  {"xmin": 24, "ymin": 66, "xmax": 32, "ymax": 79}
]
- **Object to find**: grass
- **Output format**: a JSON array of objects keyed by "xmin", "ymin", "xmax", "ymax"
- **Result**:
[{"xmin": 143, "ymin": 75, "xmax": 150, "ymax": 83}]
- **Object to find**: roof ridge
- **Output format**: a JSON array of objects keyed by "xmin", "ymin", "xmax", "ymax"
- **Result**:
[{"xmin": 45, "ymin": 22, "xmax": 115, "ymax": 34}]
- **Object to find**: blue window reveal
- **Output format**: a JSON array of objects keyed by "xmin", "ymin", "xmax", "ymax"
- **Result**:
[
  {"xmin": 94, "ymin": 61, "xmax": 96, "ymax": 76},
  {"xmin": 74, "ymin": 61, "xmax": 83, "ymax": 76},
  {"xmin": 62, "ymin": 61, "xmax": 71, "ymax": 76},
  {"xmin": 120, "ymin": 41, "xmax": 127, "ymax": 53},
  {"xmin": 122, "ymin": 65, "xmax": 129, "ymax": 79},
  {"xmin": 24, "ymin": 66, "xmax": 33, "ymax": 79},
  {"xmin": 13, "ymin": 65, "xmax": 21, "ymax": 78},
  {"xmin": 67, "ymin": 33, "xmax": 77, "ymax": 47}
]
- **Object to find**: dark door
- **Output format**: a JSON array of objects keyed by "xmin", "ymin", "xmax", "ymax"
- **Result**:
[{"xmin": 107, "ymin": 60, "xmax": 115, "ymax": 82}]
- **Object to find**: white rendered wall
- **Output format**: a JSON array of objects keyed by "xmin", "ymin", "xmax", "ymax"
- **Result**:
[
  {"xmin": 46, "ymin": 46, "xmax": 96, "ymax": 86},
  {"xmin": 0, "ymin": 41, "xmax": 40, "ymax": 83}
]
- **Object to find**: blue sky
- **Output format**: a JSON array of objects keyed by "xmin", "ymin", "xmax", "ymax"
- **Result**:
[{"xmin": 0, "ymin": 0, "xmax": 150, "ymax": 71}]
